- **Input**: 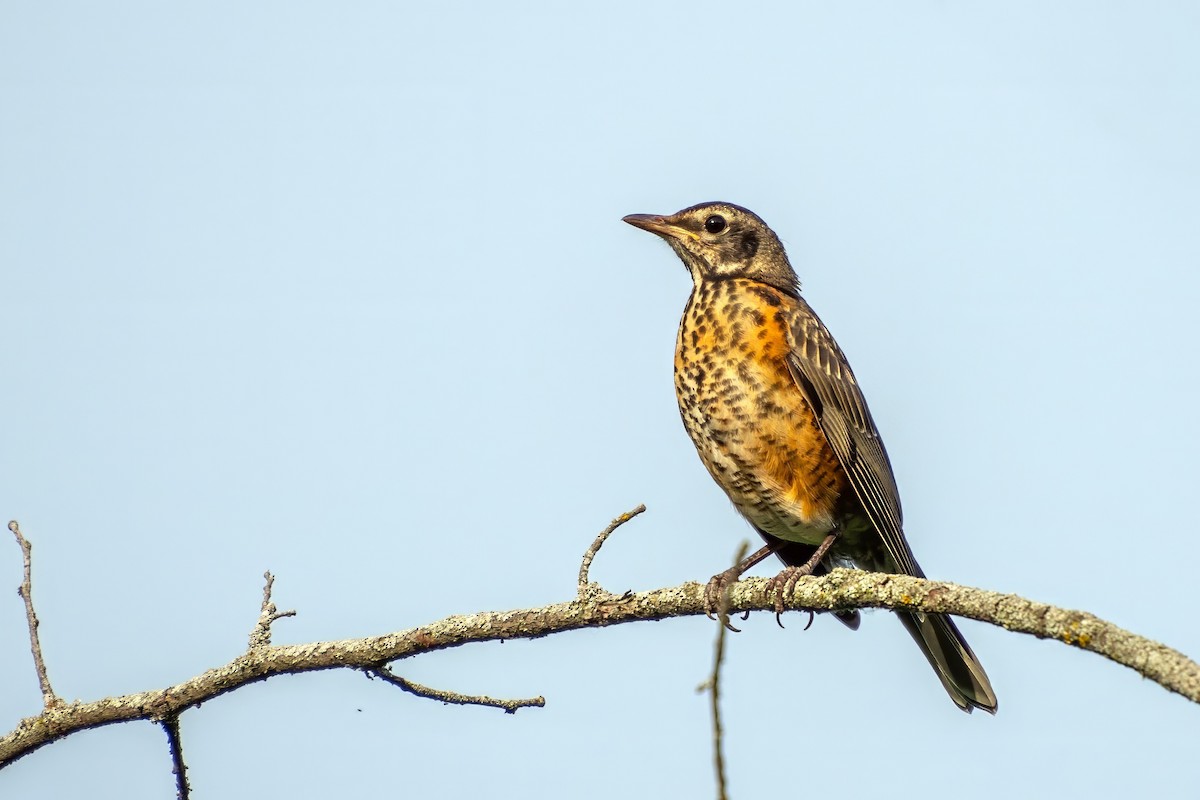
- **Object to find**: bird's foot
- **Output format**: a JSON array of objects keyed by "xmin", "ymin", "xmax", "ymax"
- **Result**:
[
  {"xmin": 704, "ymin": 567, "xmax": 745, "ymax": 632},
  {"xmin": 767, "ymin": 531, "xmax": 839, "ymax": 627},
  {"xmin": 765, "ymin": 566, "xmax": 816, "ymax": 629}
]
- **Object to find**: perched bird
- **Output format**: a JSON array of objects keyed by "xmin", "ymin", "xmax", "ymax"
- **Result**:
[{"xmin": 623, "ymin": 202, "xmax": 997, "ymax": 713}]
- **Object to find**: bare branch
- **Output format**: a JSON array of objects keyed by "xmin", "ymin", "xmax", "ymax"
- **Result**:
[
  {"xmin": 7, "ymin": 521, "xmax": 59, "ymax": 709},
  {"xmin": 369, "ymin": 666, "xmax": 545, "ymax": 713},
  {"xmin": 577, "ymin": 504, "xmax": 646, "ymax": 592},
  {"xmin": 697, "ymin": 541, "xmax": 748, "ymax": 800},
  {"xmin": 3, "ymin": 567, "xmax": 1194, "ymax": 768},
  {"xmin": 247, "ymin": 571, "xmax": 296, "ymax": 651},
  {"xmin": 161, "ymin": 715, "xmax": 190, "ymax": 800}
]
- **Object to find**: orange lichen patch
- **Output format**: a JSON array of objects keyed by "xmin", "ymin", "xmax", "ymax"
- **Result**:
[{"xmin": 1061, "ymin": 620, "xmax": 1093, "ymax": 648}]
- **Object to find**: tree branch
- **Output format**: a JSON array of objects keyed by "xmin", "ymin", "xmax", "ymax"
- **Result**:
[
  {"xmin": 368, "ymin": 666, "xmax": 544, "ymax": 713},
  {"xmin": 578, "ymin": 504, "xmax": 646, "ymax": 592},
  {"xmin": 7, "ymin": 521, "xmax": 59, "ymax": 709},
  {"xmin": 247, "ymin": 571, "xmax": 296, "ymax": 651},
  {"xmin": 697, "ymin": 541, "xmax": 748, "ymax": 800},
  {"xmin": 2, "ymin": 567, "xmax": 1195, "ymax": 768},
  {"xmin": 161, "ymin": 714, "xmax": 190, "ymax": 800}
]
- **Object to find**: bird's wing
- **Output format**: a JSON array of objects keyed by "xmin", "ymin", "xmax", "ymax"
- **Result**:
[{"xmin": 785, "ymin": 297, "xmax": 921, "ymax": 577}]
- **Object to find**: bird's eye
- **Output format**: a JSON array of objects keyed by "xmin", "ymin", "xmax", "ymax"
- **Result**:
[{"xmin": 704, "ymin": 215, "xmax": 727, "ymax": 234}]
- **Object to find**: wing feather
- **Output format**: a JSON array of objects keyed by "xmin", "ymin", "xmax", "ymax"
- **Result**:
[{"xmin": 785, "ymin": 298, "xmax": 921, "ymax": 577}]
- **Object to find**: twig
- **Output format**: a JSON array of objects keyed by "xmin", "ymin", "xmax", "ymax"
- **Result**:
[
  {"xmin": 7, "ymin": 521, "xmax": 58, "ymax": 708},
  {"xmin": 248, "ymin": 571, "xmax": 296, "ymax": 651},
  {"xmin": 369, "ymin": 666, "xmax": 545, "ymax": 713},
  {"xmin": 161, "ymin": 715, "xmax": 190, "ymax": 800},
  {"xmin": 577, "ymin": 504, "xmax": 646, "ymax": 592},
  {"xmin": 698, "ymin": 541, "xmax": 748, "ymax": 800}
]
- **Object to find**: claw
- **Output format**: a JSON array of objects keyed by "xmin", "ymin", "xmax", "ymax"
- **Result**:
[
  {"xmin": 765, "ymin": 564, "xmax": 820, "ymax": 629},
  {"xmin": 701, "ymin": 542, "xmax": 781, "ymax": 628},
  {"xmin": 765, "ymin": 531, "xmax": 839, "ymax": 628},
  {"xmin": 766, "ymin": 565, "xmax": 801, "ymax": 622},
  {"xmin": 704, "ymin": 567, "xmax": 744, "ymax": 633}
]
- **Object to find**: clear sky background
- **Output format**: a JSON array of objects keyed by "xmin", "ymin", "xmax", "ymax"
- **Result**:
[{"xmin": 3, "ymin": 2, "xmax": 1198, "ymax": 798}]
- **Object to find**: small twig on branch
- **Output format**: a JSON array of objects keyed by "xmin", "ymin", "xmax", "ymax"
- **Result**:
[
  {"xmin": 8, "ymin": 521, "xmax": 59, "ymax": 709},
  {"xmin": 578, "ymin": 503, "xmax": 646, "ymax": 593},
  {"xmin": 697, "ymin": 540, "xmax": 748, "ymax": 800},
  {"xmin": 248, "ymin": 571, "xmax": 296, "ymax": 651},
  {"xmin": 369, "ymin": 666, "xmax": 545, "ymax": 713},
  {"xmin": 161, "ymin": 715, "xmax": 190, "ymax": 800}
]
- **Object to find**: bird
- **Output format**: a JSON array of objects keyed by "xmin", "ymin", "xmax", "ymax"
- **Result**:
[{"xmin": 622, "ymin": 201, "xmax": 997, "ymax": 713}]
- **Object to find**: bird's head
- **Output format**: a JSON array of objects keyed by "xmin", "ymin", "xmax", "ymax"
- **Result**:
[{"xmin": 622, "ymin": 202, "xmax": 799, "ymax": 295}]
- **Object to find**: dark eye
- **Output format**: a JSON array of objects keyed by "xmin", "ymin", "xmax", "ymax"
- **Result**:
[{"xmin": 704, "ymin": 215, "xmax": 727, "ymax": 234}]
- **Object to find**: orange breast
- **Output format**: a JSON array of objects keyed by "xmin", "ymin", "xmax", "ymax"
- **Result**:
[{"xmin": 675, "ymin": 279, "xmax": 848, "ymax": 541}]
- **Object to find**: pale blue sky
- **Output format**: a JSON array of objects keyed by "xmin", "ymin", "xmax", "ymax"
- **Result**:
[{"xmin": 3, "ymin": 2, "xmax": 1199, "ymax": 798}]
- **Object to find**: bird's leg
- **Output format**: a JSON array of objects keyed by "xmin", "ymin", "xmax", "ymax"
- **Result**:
[
  {"xmin": 766, "ymin": 531, "xmax": 839, "ymax": 627},
  {"xmin": 704, "ymin": 542, "xmax": 780, "ymax": 632}
]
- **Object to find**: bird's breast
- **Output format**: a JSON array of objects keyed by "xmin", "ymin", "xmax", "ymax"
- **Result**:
[{"xmin": 674, "ymin": 279, "xmax": 850, "ymax": 543}]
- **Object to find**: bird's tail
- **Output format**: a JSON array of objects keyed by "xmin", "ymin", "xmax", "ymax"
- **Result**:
[{"xmin": 897, "ymin": 610, "xmax": 997, "ymax": 713}]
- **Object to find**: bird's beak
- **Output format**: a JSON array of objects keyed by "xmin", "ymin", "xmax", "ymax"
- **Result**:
[{"xmin": 622, "ymin": 213, "xmax": 692, "ymax": 242}]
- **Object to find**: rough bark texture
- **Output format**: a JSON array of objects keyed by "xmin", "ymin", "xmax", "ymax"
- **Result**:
[{"xmin": 2, "ymin": 570, "xmax": 1196, "ymax": 768}]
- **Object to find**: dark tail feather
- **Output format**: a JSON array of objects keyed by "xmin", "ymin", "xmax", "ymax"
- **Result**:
[{"xmin": 897, "ymin": 611, "xmax": 997, "ymax": 713}]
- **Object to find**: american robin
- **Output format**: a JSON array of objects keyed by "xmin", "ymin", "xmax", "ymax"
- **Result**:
[{"xmin": 623, "ymin": 202, "xmax": 997, "ymax": 713}]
